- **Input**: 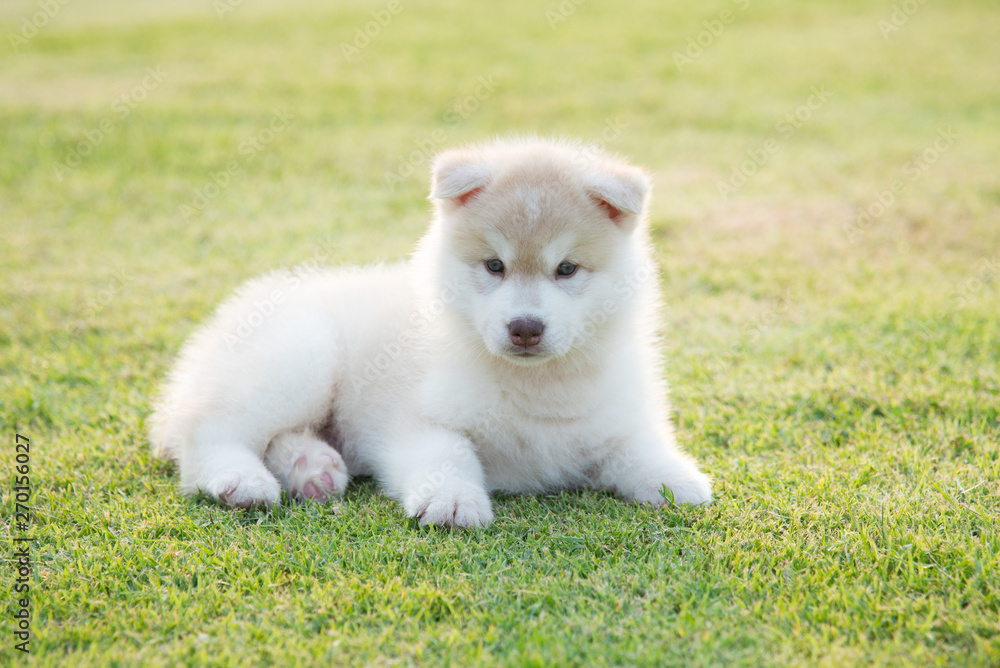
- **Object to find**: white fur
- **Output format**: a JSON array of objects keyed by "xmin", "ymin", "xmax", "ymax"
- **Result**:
[{"xmin": 150, "ymin": 138, "xmax": 712, "ymax": 527}]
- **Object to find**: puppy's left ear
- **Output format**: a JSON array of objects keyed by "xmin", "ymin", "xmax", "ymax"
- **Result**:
[
  {"xmin": 430, "ymin": 149, "xmax": 493, "ymax": 208},
  {"xmin": 586, "ymin": 165, "xmax": 650, "ymax": 231}
]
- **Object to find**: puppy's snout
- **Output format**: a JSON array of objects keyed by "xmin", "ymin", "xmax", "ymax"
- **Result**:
[{"xmin": 508, "ymin": 317, "xmax": 545, "ymax": 348}]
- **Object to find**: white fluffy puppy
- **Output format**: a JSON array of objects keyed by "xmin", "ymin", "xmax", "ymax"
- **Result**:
[{"xmin": 150, "ymin": 138, "xmax": 712, "ymax": 527}]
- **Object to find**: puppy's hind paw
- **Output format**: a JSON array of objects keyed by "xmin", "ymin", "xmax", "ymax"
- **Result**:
[
  {"xmin": 287, "ymin": 451, "xmax": 349, "ymax": 503},
  {"xmin": 264, "ymin": 430, "xmax": 350, "ymax": 503}
]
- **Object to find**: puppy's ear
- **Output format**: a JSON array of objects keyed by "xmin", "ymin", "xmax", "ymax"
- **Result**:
[
  {"xmin": 430, "ymin": 150, "xmax": 492, "ymax": 207},
  {"xmin": 585, "ymin": 165, "xmax": 650, "ymax": 230}
]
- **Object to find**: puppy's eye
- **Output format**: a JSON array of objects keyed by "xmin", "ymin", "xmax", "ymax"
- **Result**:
[
  {"xmin": 485, "ymin": 259, "xmax": 505, "ymax": 275},
  {"xmin": 555, "ymin": 261, "xmax": 578, "ymax": 278}
]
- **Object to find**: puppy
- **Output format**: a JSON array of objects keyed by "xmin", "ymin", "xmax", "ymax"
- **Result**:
[{"xmin": 150, "ymin": 138, "xmax": 712, "ymax": 527}]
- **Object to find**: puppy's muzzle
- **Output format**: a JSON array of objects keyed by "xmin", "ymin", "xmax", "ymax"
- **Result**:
[{"xmin": 507, "ymin": 317, "xmax": 545, "ymax": 349}]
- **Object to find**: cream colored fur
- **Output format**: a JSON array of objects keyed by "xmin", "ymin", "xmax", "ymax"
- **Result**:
[{"xmin": 150, "ymin": 137, "xmax": 712, "ymax": 527}]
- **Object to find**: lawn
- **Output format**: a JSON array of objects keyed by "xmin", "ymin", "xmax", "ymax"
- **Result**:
[{"xmin": 1, "ymin": 0, "xmax": 998, "ymax": 665}]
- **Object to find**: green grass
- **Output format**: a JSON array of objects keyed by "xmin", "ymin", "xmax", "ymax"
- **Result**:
[{"xmin": 2, "ymin": 0, "xmax": 999, "ymax": 665}]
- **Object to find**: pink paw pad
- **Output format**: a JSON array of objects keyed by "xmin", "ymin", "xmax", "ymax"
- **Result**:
[{"xmin": 290, "ymin": 453, "xmax": 347, "ymax": 503}]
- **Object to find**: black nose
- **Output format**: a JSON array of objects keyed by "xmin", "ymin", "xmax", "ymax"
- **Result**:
[{"xmin": 508, "ymin": 317, "xmax": 545, "ymax": 348}]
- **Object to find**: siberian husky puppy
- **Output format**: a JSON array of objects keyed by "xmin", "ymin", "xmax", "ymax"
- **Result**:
[{"xmin": 151, "ymin": 138, "xmax": 712, "ymax": 527}]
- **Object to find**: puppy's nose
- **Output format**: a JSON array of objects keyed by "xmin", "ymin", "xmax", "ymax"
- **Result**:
[{"xmin": 508, "ymin": 317, "xmax": 545, "ymax": 348}]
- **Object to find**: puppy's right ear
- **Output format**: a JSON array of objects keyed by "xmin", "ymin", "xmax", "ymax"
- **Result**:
[{"xmin": 430, "ymin": 150, "xmax": 492, "ymax": 207}]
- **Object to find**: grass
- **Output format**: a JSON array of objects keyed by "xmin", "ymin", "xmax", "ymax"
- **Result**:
[{"xmin": 1, "ymin": 0, "xmax": 999, "ymax": 664}]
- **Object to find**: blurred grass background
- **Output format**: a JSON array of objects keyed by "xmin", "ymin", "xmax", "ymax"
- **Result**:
[{"xmin": 1, "ymin": 0, "xmax": 998, "ymax": 665}]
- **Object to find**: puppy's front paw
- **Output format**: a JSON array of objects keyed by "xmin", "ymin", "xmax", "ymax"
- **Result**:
[
  {"xmin": 405, "ymin": 480, "xmax": 494, "ymax": 529},
  {"xmin": 637, "ymin": 468, "xmax": 713, "ymax": 507},
  {"xmin": 205, "ymin": 468, "xmax": 281, "ymax": 508},
  {"xmin": 670, "ymin": 468, "xmax": 713, "ymax": 506}
]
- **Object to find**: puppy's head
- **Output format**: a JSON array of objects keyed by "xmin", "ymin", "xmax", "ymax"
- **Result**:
[{"xmin": 425, "ymin": 138, "xmax": 653, "ymax": 365}]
